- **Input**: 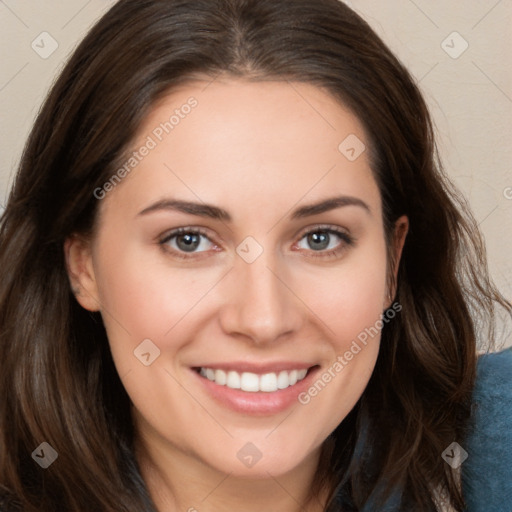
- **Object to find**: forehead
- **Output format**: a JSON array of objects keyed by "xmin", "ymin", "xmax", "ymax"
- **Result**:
[
  {"xmin": 140, "ymin": 77, "xmax": 367, "ymax": 160},
  {"xmin": 99, "ymin": 78, "xmax": 381, "ymax": 222}
]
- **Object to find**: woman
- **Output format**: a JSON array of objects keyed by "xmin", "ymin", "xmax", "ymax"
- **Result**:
[{"xmin": 0, "ymin": 0, "xmax": 510, "ymax": 510}]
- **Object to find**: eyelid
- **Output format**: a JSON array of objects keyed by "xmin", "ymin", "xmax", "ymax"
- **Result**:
[
  {"xmin": 157, "ymin": 223, "xmax": 355, "ymax": 259},
  {"xmin": 158, "ymin": 226, "xmax": 220, "ymax": 259},
  {"xmin": 292, "ymin": 224, "xmax": 356, "ymax": 258},
  {"xmin": 294, "ymin": 223, "xmax": 354, "ymax": 244},
  {"xmin": 159, "ymin": 226, "xmax": 213, "ymax": 245}
]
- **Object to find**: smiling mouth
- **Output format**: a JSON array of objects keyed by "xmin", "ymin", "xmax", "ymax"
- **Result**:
[{"xmin": 193, "ymin": 366, "xmax": 318, "ymax": 393}]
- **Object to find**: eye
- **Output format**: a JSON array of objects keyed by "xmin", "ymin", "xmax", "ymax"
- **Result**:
[
  {"xmin": 159, "ymin": 228, "xmax": 216, "ymax": 255},
  {"xmin": 295, "ymin": 226, "xmax": 354, "ymax": 256}
]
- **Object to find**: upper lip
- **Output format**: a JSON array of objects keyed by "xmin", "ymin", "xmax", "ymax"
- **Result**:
[{"xmin": 192, "ymin": 362, "xmax": 318, "ymax": 374}]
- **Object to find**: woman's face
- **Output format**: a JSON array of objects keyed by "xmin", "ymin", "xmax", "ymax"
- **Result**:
[{"xmin": 67, "ymin": 78, "xmax": 406, "ymax": 479}]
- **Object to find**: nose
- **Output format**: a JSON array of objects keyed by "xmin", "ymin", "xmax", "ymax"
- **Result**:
[{"xmin": 218, "ymin": 250, "xmax": 304, "ymax": 345}]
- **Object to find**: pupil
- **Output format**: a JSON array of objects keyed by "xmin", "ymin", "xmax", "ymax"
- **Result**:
[
  {"xmin": 308, "ymin": 232, "xmax": 329, "ymax": 250},
  {"xmin": 177, "ymin": 233, "xmax": 200, "ymax": 252}
]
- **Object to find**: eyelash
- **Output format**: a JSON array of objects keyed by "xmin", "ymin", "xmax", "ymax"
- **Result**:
[
  {"xmin": 158, "ymin": 225, "xmax": 355, "ymax": 260},
  {"xmin": 159, "ymin": 227, "xmax": 216, "ymax": 260},
  {"xmin": 294, "ymin": 225, "xmax": 355, "ymax": 259}
]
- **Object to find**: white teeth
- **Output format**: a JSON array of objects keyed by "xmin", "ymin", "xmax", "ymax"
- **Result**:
[
  {"xmin": 260, "ymin": 372, "xmax": 277, "ymax": 392},
  {"xmin": 277, "ymin": 370, "xmax": 289, "ymax": 389},
  {"xmin": 226, "ymin": 371, "xmax": 241, "ymax": 389},
  {"xmin": 214, "ymin": 369, "xmax": 227, "ymax": 386},
  {"xmin": 198, "ymin": 367, "xmax": 310, "ymax": 392},
  {"xmin": 240, "ymin": 372, "xmax": 259, "ymax": 392}
]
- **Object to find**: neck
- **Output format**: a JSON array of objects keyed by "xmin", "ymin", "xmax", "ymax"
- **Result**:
[{"xmin": 135, "ymin": 427, "xmax": 331, "ymax": 512}]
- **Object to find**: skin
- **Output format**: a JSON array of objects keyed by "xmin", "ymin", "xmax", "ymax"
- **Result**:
[{"xmin": 65, "ymin": 78, "xmax": 408, "ymax": 512}]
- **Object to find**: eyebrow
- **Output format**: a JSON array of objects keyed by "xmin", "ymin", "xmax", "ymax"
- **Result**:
[
  {"xmin": 290, "ymin": 196, "xmax": 371, "ymax": 219},
  {"xmin": 138, "ymin": 199, "xmax": 230, "ymax": 221},
  {"xmin": 137, "ymin": 195, "xmax": 370, "ymax": 221}
]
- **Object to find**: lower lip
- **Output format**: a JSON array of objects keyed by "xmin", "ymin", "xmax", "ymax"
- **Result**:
[{"xmin": 190, "ymin": 366, "xmax": 320, "ymax": 415}]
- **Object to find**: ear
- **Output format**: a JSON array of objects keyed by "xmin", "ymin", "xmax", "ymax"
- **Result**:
[
  {"xmin": 385, "ymin": 215, "xmax": 409, "ymax": 309},
  {"xmin": 64, "ymin": 235, "xmax": 101, "ymax": 312}
]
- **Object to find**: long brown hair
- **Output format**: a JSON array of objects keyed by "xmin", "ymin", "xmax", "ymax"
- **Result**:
[{"xmin": 0, "ymin": 1, "xmax": 509, "ymax": 510}]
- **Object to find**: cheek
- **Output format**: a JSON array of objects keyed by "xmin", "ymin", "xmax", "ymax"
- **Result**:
[
  {"xmin": 93, "ymin": 219, "xmax": 388, "ymax": 370},
  {"xmin": 294, "ymin": 255, "xmax": 388, "ymax": 436},
  {"xmin": 92, "ymin": 236, "xmax": 226, "ymax": 360},
  {"xmin": 300, "ymin": 243, "xmax": 388, "ymax": 347}
]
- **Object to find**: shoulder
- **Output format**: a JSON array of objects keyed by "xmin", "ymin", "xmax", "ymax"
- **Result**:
[{"xmin": 462, "ymin": 347, "xmax": 512, "ymax": 512}]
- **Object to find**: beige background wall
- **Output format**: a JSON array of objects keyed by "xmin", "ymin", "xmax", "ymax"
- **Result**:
[{"xmin": 1, "ymin": 1, "xmax": 511, "ymax": 347}]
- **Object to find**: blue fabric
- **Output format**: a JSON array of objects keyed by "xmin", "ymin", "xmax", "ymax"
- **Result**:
[
  {"xmin": 335, "ymin": 348, "xmax": 512, "ymax": 511},
  {"xmin": 461, "ymin": 347, "xmax": 512, "ymax": 512}
]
